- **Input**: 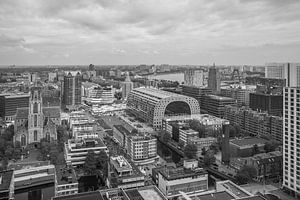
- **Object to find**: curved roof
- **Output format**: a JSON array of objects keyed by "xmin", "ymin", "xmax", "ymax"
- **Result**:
[{"xmin": 133, "ymin": 87, "xmax": 189, "ymax": 100}]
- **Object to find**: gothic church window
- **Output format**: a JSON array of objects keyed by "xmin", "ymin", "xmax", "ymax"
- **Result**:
[
  {"xmin": 34, "ymin": 130, "xmax": 38, "ymax": 141},
  {"xmin": 33, "ymin": 102, "xmax": 38, "ymax": 113},
  {"xmin": 21, "ymin": 134, "xmax": 26, "ymax": 146}
]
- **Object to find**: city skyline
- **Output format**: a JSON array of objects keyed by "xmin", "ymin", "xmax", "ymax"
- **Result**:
[{"xmin": 0, "ymin": 0, "xmax": 300, "ymax": 65}]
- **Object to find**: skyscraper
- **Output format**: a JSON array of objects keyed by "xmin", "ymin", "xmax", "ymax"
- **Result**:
[
  {"xmin": 266, "ymin": 63, "xmax": 300, "ymax": 87},
  {"xmin": 283, "ymin": 87, "xmax": 300, "ymax": 198},
  {"xmin": 121, "ymin": 72, "xmax": 133, "ymax": 100},
  {"xmin": 62, "ymin": 72, "xmax": 82, "ymax": 110},
  {"xmin": 184, "ymin": 69, "xmax": 204, "ymax": 87},
  {"xmin": 208, "ymin": 65, "xmax": 220, "ymax": 93}
]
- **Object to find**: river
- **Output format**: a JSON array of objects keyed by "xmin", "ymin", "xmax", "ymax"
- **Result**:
[{"xmin": 147, "ymin": 72, "xmax": 184, "ymax": 83}]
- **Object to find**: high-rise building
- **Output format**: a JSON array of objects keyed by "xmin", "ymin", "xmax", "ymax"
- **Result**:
[
  {"xmin": 202, "ymin": 95, "xmax": 236, "ymax": 118},
  {"xmin": 283, "ymin": 87, "xmax": 300, "ymax": 197},
  {"xmin": 221, "ymin": 86, "xmax": 255, "ymax": 107},
  {"xmin": 0, "ymin": 93, "xmax": 30, "ymax": 122},
  {"xmin": 121, "ymin": 72, "xmax": 133, "ymax": 100},
  {"xmin": 62, "ymin": 72, "xmax": 82, "ymax": 110},
  {"xmin": 184, "ymin": 69, "xmax": 204, "ymax": 87},
  {"xmin": 208, "ymin": 65, "xmax": 221, "ymax": 93},
  {"xmin": 249, "ymin": 92, "xmax": 283, "ymax": 116},
  {"xmin": 181, "ymin": 85, "xmax": 212, "ymax": 108},
  {"xmin": 266, "ymin": 63, "xmax": 300, "ymax": 87},
  {"xmin": 28, "ymin": 73, "xmax": 37, "ymax": 83}
]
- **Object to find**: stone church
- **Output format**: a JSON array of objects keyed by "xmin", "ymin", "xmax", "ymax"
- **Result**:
[{"xmin": 14, "ymin": 85, "xmax": 61, "ymax": 147}]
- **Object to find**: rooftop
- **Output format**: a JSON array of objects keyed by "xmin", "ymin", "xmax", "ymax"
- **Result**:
[
  {"xmin": 110, "ymin": 156, "xmax": 133, "ymax": 172},
  {"xmin": 230, "ymin": 138, "xmax": 267, "ymax": 147},
  {"xmin": 190, "ymin": 191, "xmax": 234, "ymax": 200},
  {"xmin": 217, "ymin": 180, "xmax": 252, "ymax": 199},
  {"xmin": 55, "ymin": 165, "xmax": 77, "ymax": 185},
  {"xmin": 42, "ymin": 107, "xmax": 61, "ymax": 118},
  {"xmin": 52, "ymin": 191, "xmax": 102, "ymax": 200},
  {"xmin": 207, "ymin": 95, "xmax": 236, "ymax": 101},
  {"xmin": 158, "ymin": 166, "xmax": 207, "ymax": 181},
  {"xmin": 114, "ymin": 124, "xmax": 132, "ymax": 136},
  {"xmin": 68, "ymin": 138, "xmax": 106, "ymax": 150},
  {"xmin": 8, "ymin": 161, "xmax": 50, "ymax": 171},
  {"xmin": 0, "ymin": 170, "xmax": 13, "ymax": 192},
  {"xmin": 15, "ymin": 107, "xmax": 29, "ymax": 119},
  {"xmin": 126, "ymin": 186, "xmax": 167, "ymax": 200}
]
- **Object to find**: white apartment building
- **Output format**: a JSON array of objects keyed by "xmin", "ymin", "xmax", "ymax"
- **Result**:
[
  {"xmin": 64, "ymin": 139, "xmax": 108, "ymax": 166},
  {"xmin": 184, "ymin": 69, "xmax": 205, "ymax": 87},
  {"xmin": 283, "ymin": 87, "xmax": 300, "ymax": 198}
]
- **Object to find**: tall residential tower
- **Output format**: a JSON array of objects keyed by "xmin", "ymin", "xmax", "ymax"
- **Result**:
[
  {"xmin": 62, "ymin": 72, "xmax": 82, "ymax": 110},
  {"xmin": 208, "ymin": 65, "xmax": 220, "ymax": 93}
]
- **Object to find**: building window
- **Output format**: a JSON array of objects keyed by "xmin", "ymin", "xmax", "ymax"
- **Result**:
[
  {"xmin": 34, "ymin": 115, "xmax": 37, "ymax": 127},
  {"xmin": 21, "ymin": 134, "xmax": 26, "ymax": 146},
  {"xmin": 33, "ymin": 102, "xmax": 38, "ymax": 113},
  {"xmin": 34, "ymin": 130, "xmax": 38, "ymax": 141},
  {"xmin": 46, "ymin": 132, "xmax": 50, "ymax": 142}
]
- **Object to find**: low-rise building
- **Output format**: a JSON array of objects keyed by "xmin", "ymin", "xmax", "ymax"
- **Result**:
[
  {"xmin": 202, "ymin": 95, "xmax": 237, "ymax": 118},
  {"xmin": 153, "ymin": 165, "xmax": 208, "ymax": 198},
  {"xmin": 179, "ymin": 128, "xmax": 198, "ymax": 146},
  {"xmin": 188, "ymin": 136, "xmax": 217, "ymax": 157},
  {"xmin": 127, "ymin": 135, "xmax": 158, "ymax": 166},
  {"xmin": 64, "ymin": 138, "xmax": 108, "ymax": 166},
  {"xmin": 109, "ymin": 156, "xmax": 145, "ymax": 189},
  {"xmin": 0, "ymin": 170, "xmax": 14, "ymax": 200},
  {"xmin": 230, "ymin": 138, "xmax": 267, "ymax": 158},
  {"xmin": 9, "ymin": 161, "xmax": 55, "ymax": 191},
  {"xmin": 55, "ymin": 165, "xmax": 78, "ymax": 197}
]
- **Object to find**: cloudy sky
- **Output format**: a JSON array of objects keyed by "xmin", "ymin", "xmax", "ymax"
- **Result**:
[{"xmin": 0, "ymin": 0, "xmax": 300, "ymax": 65}]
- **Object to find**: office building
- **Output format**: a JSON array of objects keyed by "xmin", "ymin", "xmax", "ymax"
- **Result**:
[
  {"xmin": 100, "ymin": 86, "xmax": 115, "ymax": 104},
  {"xmin": 249, "ymin": 92, "xmax": 283, "ymax": 116},
  {"xmin": 153, "ymin": 164, "xmax": 208, "ymax": 198},
  {"xmin": 121, "ymin": 72, "xmax": 133, "ymax": 100},
  {"xmin": 266, "ymin": 63, "xmax": 300, "ymax": 87},
  {"xmin": 229, "ymin": 138, "xmax": 267, "ymax": 158},
  {"xmin": 9, "ymin": 161, "xmax": 55, "ymax": 191},
  {"xmin": 48, "ymin": 72, "xmax": 57, "ymax": 82},
  {"xmin": 208, "ymin": 65, "xmax": 221, "ymax": 93},
  {"xmin": 187, "ymin": 136, "xmax": 217, "ymax": 157},
  {"xmin": 64, "ymin": 138, "xmax": 108, "ymax": 166},
  {"xmin": 220, "ymin": 86, "xmax": 255, "ymax": 106},
  {"xmin": 109, "ymin": 156, "xmax": 145, "ymax": 189},
  {"xmin": 179, "ymin": 128, "xmax": 198, "ymax": 146},
  {"xmin": 127, "ymin": 135, "xmax": 158, "ymax": 166},
  {"xmin": 181, "ymin": 85, "xmax": 213, "ymax": 108},
  {"xmin": 61, "ymin": 72, "xmax": 82, "ymax": 110},
  {"xmin": 184, "ymin": 69, "xmax": 204, "ymax": 87},
  {"xmin": 0, "ymin": 170, "xmax": 14, "ymax": 200},
  {"xmin": 0, "ymin": 93, "xmax": 29, "ymax": 122},
  {"xmin": 202, "ymin": 95, "xmax": 236, "ymax": 118},
  {"xmin": 54, "ymin": 165, "xmax": 78, "ymax": 197},
  {"xmin": 127, "ymin": 87, "xmax": 200, "ymax": 129},
  {"xmin": 224, "ymin": 106, "xmax": 283, "ymax": 142},
  {"xmin": 283, "ymin": 87, "xmax": 300, "ymax": 197},
  {"xmin": 28, "ymin": 73, "xmax": 37, "ymax": 83}
]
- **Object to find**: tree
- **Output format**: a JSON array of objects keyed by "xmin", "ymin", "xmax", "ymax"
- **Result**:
[
  {"xmin": 96, "ymin": 151, "xmax": 109, "ymax": 185},
  {"xmin": 84, "ymin": 150, "xmax": 97, "ymax": 175},
  {"xmin": 229, "ymin": 125, "xmax": 237, "ymax": 138},
  {"xmin": 189, "ymin": 119, "xmax": 206, "ymax": 138},
  {"xmin": 114, "ymin": 91, "xmax": 122, "ymax": 100},
  {"xmin": 162, "ymin": 132, "xmax": 172, "ymax": 143},
  {"xmin": 203, "ymin": 151, "xmax": 216, "ymax": 167},
  {"xmin": 178, "ymin": 141, "xmax": 185, "ymax": 149},
  {"xmin": 209, "ymin": 142, "xmax": 219, "ymax": 154},
  {"xmin": 264, "ymin": 140, "xmax": 279, "ymax": 153},
  {"xmin": 184, "ymin": 144, "xmax": 198, "ymax": 159},
  {"xmin": 252, "ymin": 144, "xmax": 259, "ymax": 156},
  {"xmin": 201, "ymin": 147, "xmax": 206, "ymax": 156},
  {"xmin": 235, "ymin": 165, "xmax": 257, "ymax": 184},
  {"xmin": 233, "ymin": 124, "xmax": 241, "ymax": 137}
]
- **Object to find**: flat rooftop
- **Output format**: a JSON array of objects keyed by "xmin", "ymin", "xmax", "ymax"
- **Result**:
[
  {"xmin": 126, "ymin": 186, "xmax": 167, "ymax": 200},
  {"xmin": 218, "ymin": 180, "xmax": 252, "ymax": 199},
  {"xmin": 190, "ymin": 191, "xmax": 234, "ymax": 200},
  {"xmin": 207, "ymin": 95, "xmax": 236, "ymax": 101},
  {"xmin": 8, "ymin": 161, "xmax": 51, "ymax": 171},
  {"xmin": 110, "ymin": 156, "xmax": 132, "ymax": 172},
  {"xmin": 158, "ymin": 166, "xmax": 207, "ymax": 181},
  {"xmin": 230, "ymin": 138, "xmax": 267, "ymax": 147},
  {"xmin": 52, "ymin": 191, "xmax": 103, "ymax": 200},
  {"xmin": 68, "ymin": 138, "xmax": 106, "ymax": 150},
  {"xmin": 0, "ymin": 170, "xmax": 13, "ymax": 192}
]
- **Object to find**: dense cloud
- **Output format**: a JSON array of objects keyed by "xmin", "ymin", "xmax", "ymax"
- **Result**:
[{"xmin": 0, "ymin": 0, "xmax": 299, "ymax": 65}]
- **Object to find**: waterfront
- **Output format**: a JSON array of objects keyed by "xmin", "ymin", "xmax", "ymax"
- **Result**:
[{"xmin": 147, "ymin": 72, "xmax": 184, "ymax": 83}]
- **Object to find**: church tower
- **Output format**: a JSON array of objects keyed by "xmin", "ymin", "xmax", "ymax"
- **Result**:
[{"xmin": 28, "ymin": 85, "xmax": 44, "ymax": 144}]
